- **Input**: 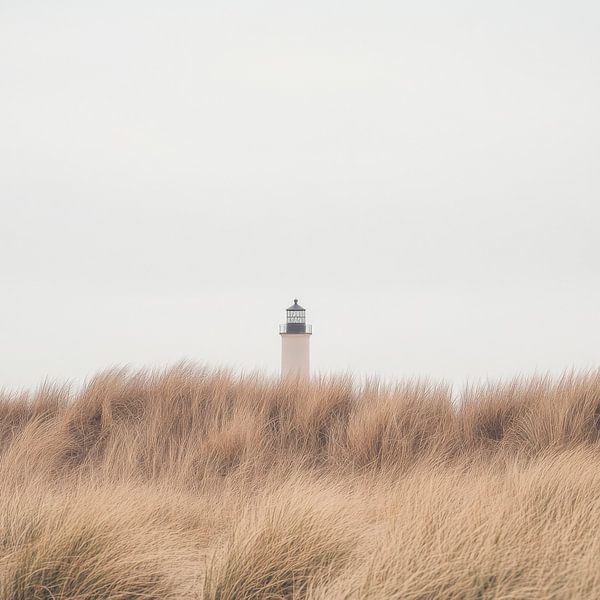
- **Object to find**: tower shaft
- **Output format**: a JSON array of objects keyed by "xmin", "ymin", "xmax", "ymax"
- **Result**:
[{"xmin": 281, "ymin": 333, "xmax": 310, "ymax": 378}]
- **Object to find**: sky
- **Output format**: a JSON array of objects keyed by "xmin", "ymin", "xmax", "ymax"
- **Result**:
[{"xmin": 1, "ymin": 0, "xmax": 599, "ymax": 390}]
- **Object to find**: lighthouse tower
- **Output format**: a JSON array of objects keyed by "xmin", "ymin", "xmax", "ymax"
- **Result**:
[{"xmin": 279, "ymin": 299, "xmax": 312, "ymax": 378}]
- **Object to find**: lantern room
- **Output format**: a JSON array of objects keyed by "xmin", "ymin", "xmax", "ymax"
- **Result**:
[{"xmin": 279, "ymin": 299, "xmax": 312, "ymax": 334}]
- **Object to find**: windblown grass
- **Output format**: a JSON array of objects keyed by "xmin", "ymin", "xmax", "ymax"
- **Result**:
[{"xmin": 1, "ymin": 365, "xmax": 600, "ymax": 598}]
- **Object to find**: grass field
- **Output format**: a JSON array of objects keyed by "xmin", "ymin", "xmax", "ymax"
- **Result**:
[{"xmin": 1, "ymin": 365, "xmax": 600, "ymax": 599}]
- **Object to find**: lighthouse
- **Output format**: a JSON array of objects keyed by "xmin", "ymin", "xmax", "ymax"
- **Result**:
[{"xmin": 279, "ymin": 299, "xmax": 312, "ymax": 378}]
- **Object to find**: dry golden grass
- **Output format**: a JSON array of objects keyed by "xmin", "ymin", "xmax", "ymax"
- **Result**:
[{"xmin": 1, "ymin": 365, "xmax": 600, "ymax": 599}]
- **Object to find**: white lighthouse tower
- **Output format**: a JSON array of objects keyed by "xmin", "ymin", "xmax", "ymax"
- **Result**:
[{"xmin": 279, "ymin": 299, "xmax": 312, "ymax": 378}]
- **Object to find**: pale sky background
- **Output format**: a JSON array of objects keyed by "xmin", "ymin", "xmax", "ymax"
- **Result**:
[{"xmin": 1, "ymin": 0, "xmax": 599, "ymax": 390}]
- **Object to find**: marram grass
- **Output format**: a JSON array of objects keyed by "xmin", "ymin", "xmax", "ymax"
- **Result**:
[{"xmin": 1, "ymin": 366, "xmax": 600, "ymax": 598}]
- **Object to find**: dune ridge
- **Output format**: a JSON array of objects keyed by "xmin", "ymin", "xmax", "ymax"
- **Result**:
[{"xmin": 1, "ymin": 365, "xmax": 600, "ymax": 598}]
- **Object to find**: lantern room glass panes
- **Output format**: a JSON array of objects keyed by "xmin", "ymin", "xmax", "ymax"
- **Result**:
[{"xmin": 287, "ymin": 310, "xmax": 305, "ymax": 324}]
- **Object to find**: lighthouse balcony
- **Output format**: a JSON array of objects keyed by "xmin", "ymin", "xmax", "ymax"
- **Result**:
[{"xmin": 279, "ymin": 324, "xmax": 312, "ymax": 334}]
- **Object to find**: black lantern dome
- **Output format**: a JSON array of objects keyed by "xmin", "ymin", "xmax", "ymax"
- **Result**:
[{"xmin": 280, "ymin": 299, "xmax": 312, "ymax": 334}]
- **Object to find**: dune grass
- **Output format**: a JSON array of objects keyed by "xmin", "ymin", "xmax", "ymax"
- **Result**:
[{"xmin": 1, "ymin": 365, "xmax": 600, "ymax": 598}]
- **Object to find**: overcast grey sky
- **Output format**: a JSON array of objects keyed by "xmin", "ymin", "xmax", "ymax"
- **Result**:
[{"xmin": 1, "ymin": 0, "xmax": 599, "ymax": 390}]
